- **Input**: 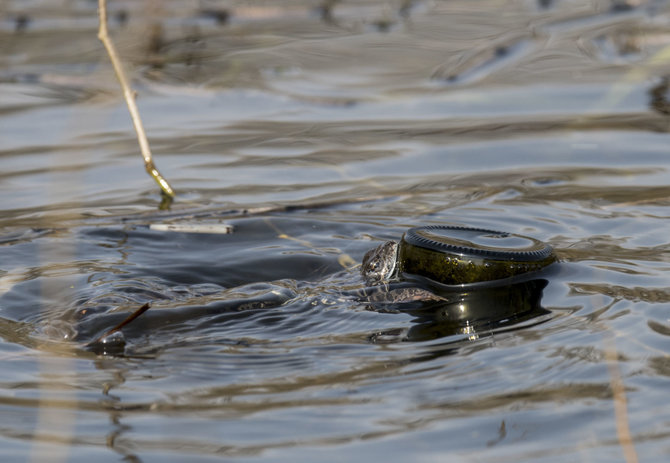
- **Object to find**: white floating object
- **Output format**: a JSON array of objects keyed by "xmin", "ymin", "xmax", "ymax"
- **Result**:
[{"xmin": 149, "ymin": 223, "xmax": 234, "ymax": 234}]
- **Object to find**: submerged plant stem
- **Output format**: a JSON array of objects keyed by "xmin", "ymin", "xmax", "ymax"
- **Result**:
[
  {"xmin": 88, "ymin": 302, "xmax": 152, "ymax": 347},
  {"xmin": 97, "ymin": 0, "xmax": 175, "ymax": 199},
  {"xmin": 605, "ymin": 335, "xmax": 639, "ymax": 463}
]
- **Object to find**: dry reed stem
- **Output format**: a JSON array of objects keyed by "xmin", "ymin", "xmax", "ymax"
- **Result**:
[
  {"xmin": 97, "ymin": 0, "xmax": 175, "ymax": 198},
  {"xmin": 604, "ymin": 335, "xmax": 639, "ymax": 463}
]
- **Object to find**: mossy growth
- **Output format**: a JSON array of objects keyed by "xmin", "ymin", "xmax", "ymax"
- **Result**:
[{"xmin": 397, "ymin": 236, "xmax": 557, "ymax": 285}]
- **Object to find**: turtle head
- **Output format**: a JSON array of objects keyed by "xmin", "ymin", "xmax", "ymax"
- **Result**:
[{"xmin": 361, "ymin": 241, "xmax": 398, "ymax": 284}]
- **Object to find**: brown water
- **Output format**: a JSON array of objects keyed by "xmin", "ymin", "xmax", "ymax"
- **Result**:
[{"xmin": 2, "ymin": 1, "xmax": 670, "ymax": 461}]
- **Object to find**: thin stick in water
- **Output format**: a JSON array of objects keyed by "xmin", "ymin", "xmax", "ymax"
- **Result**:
[
  {"xmin": 97, "ymin": 0, "xmax": 175, "ymax": 198},
  {"xmin": 604, "ymin": 335, "xmax": 639, "ymax": 463},
  {"xmin": 88, "ymin": 302, "xmax": 152, "ymax": 347}
]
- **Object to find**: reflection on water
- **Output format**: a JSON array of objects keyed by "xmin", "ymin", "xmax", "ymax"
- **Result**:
[
  {"xmin": 2, "ymin": 0, "xmax": 670, "ymax": 462},
  {"xmin": 402, "ymin": 277, "xmax": 552, "ymax": 342}
]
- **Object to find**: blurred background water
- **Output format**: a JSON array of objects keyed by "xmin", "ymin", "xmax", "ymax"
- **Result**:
[{"xmin": 2, "ymin": 0, "xmax": 670, "ymax": 461}]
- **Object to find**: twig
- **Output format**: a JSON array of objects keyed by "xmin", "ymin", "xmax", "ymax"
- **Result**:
[
  {"xmin": 604, "ymin": 335, "xmax": 639, "ymax": 463},
  {"xmin": 87, "ymin": 302, "xmax": 152, "ymax": 347},
  {"xmin": 97, "ymin": 0, "xmax": 175, "ymax": 199}
]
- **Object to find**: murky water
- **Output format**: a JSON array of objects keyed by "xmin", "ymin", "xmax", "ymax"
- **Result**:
[{"xmin": 2, "ymin": 1, "xmax": 670, "ymax": 461}]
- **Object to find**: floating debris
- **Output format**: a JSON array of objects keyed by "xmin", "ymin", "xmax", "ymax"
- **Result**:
[
  {"xmin": 149, "ymin": 223, "xmax": 234, "ymax": 234},
  {"xmin": 86, "ymin": 302, "xmax": 152, "ymax": 354}
]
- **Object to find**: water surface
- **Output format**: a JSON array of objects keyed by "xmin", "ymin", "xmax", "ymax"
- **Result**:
[{"xmin": 2, "ymin": 1, "xmax": 670, "ymax": 462}]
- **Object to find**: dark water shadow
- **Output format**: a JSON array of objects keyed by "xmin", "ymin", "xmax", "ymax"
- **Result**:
[
  {"xmin": 366, "ymin": 271, "xmax": 554, "ymax": 344},
  {"xmin": 75, "ymin": 241, "xmax": 557, "ymax": 357},
  {"xmin": 404, "ymin": 277, "xmax": 551, "ymax": 342}
]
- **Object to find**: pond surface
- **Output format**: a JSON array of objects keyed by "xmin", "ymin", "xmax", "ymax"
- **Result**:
[{"xmin": 2, "ymin": 1, "xmax": 670, "ymax": 461}]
